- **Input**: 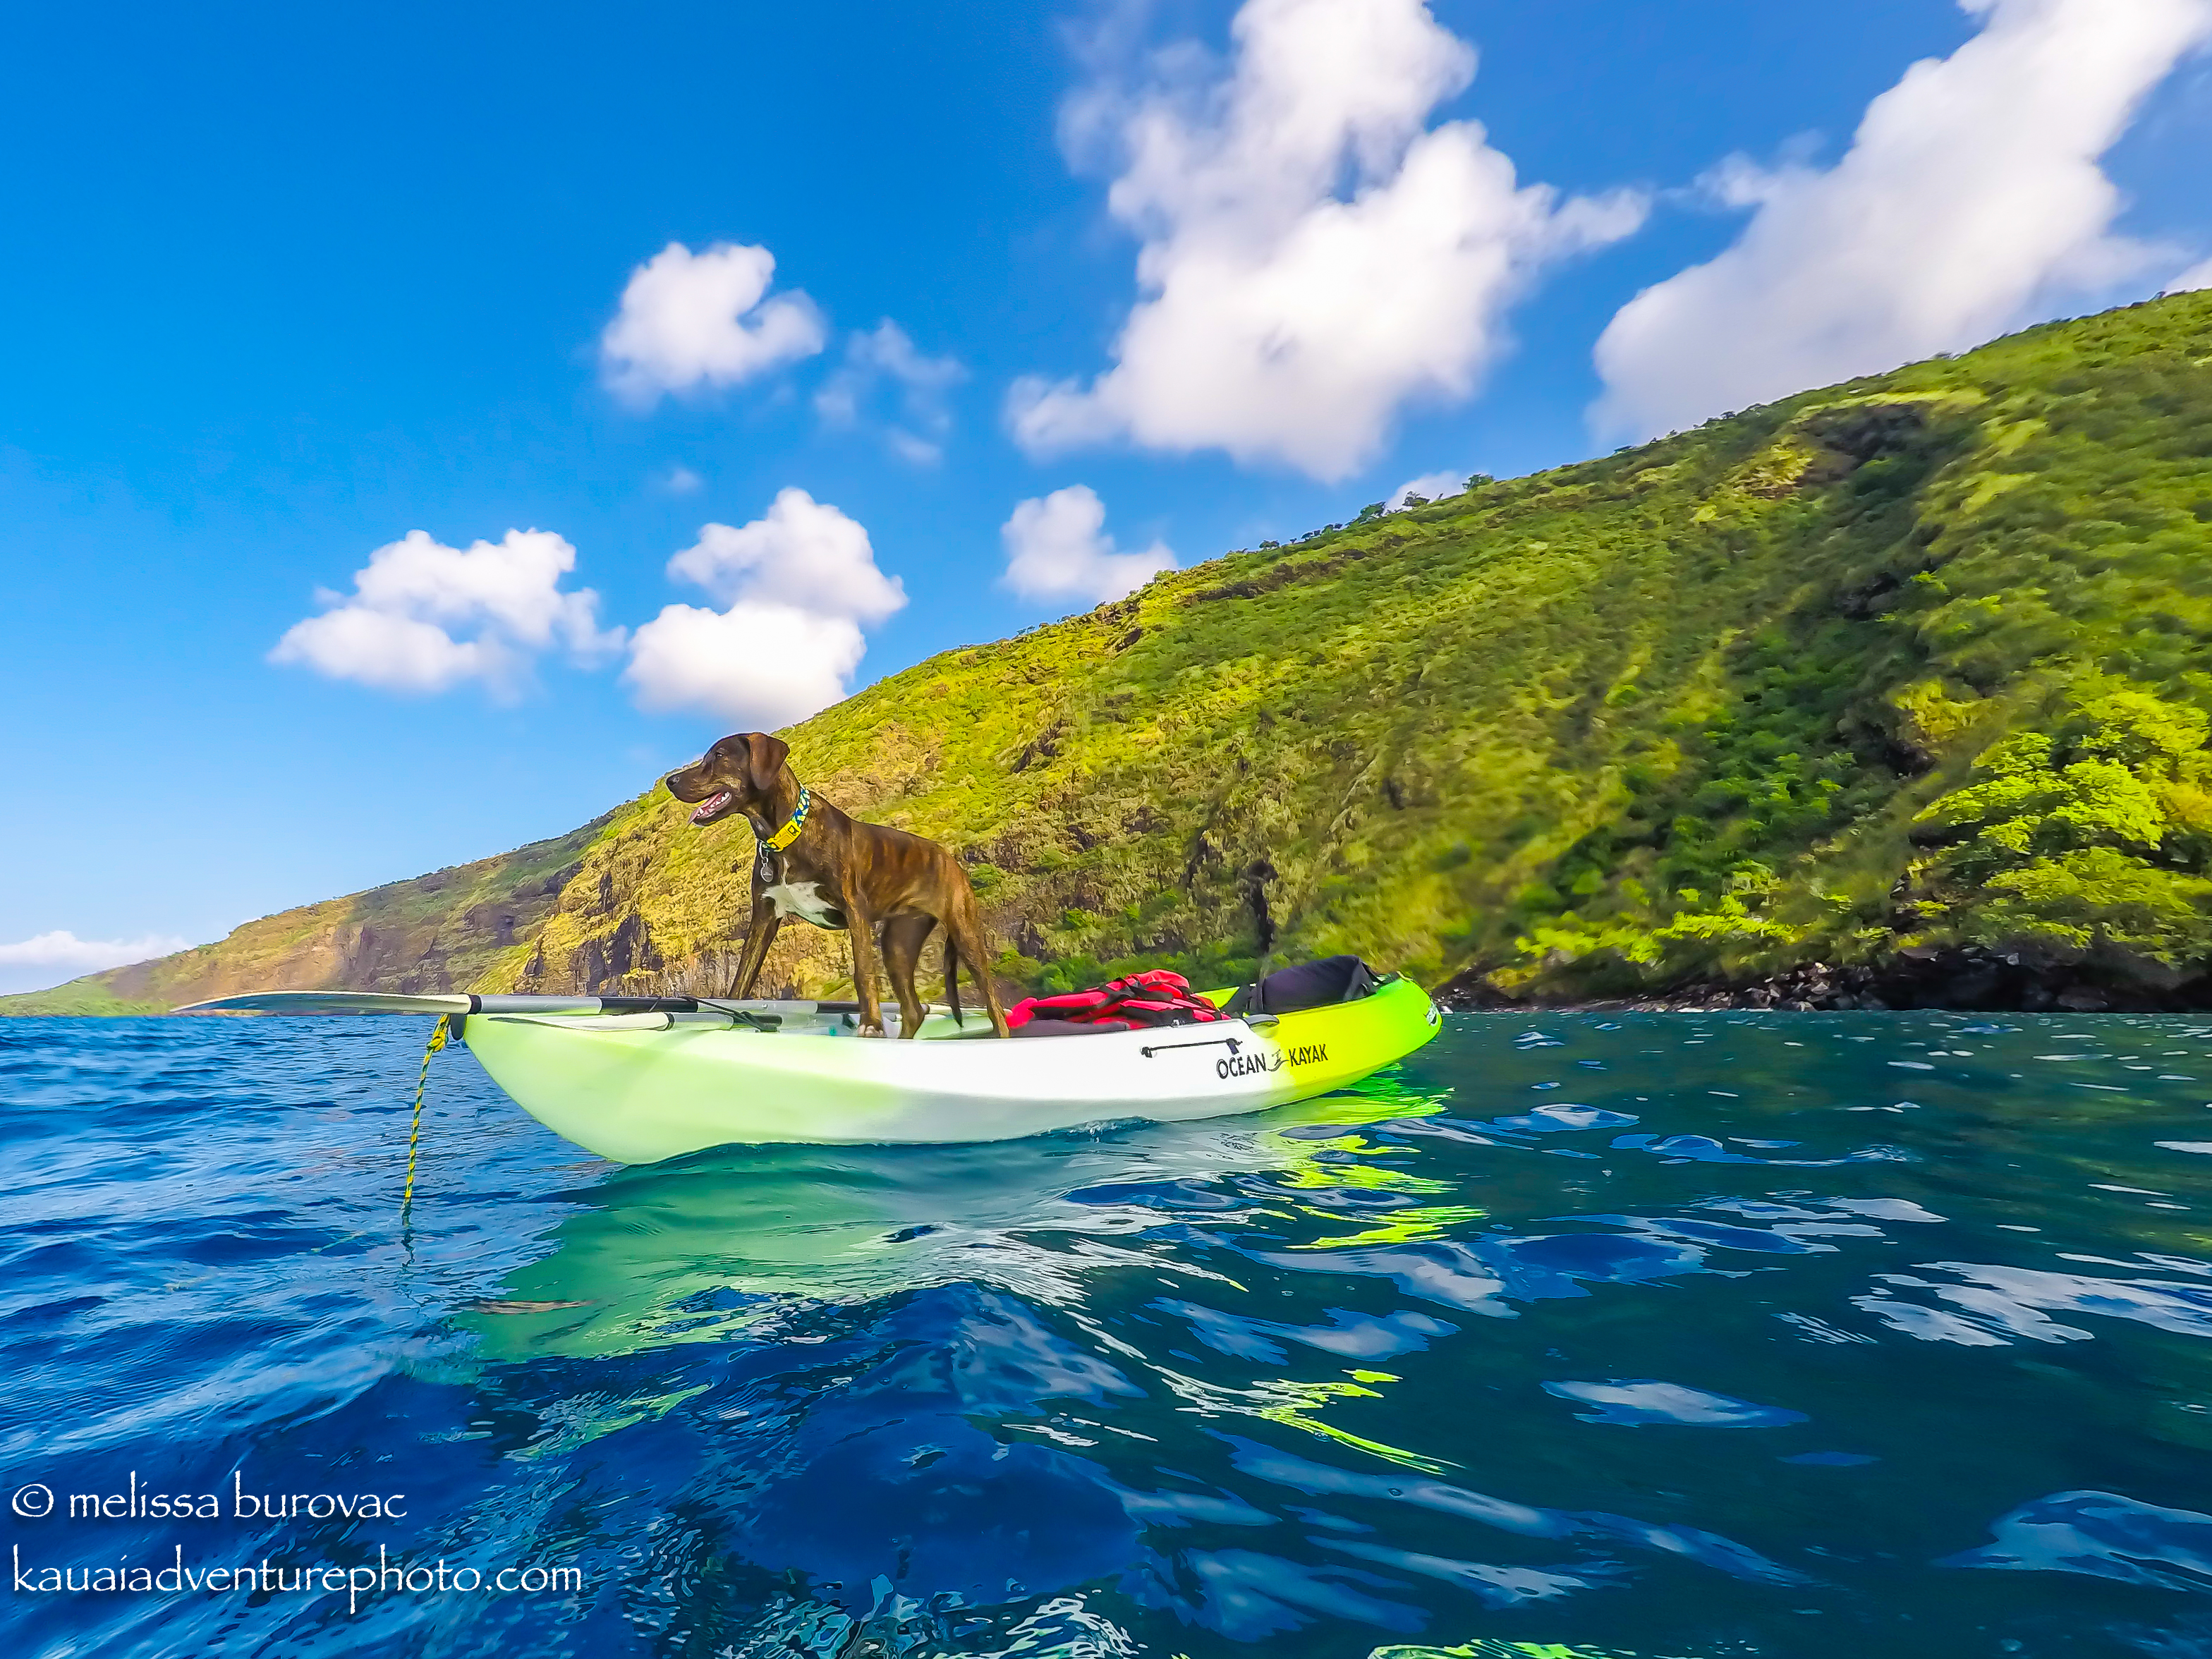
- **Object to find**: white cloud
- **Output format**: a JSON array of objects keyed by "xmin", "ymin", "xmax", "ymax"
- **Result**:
[
  {"xmin": 1001, "ymin": 485, "xmax": 1177, "ymax": 606},
  {"xmin": 626, "ymin": 489, "xmax": 906, "ymax": 727},
  {"xmin": 1388, "ymin": 469, "xmax": 1467, "ymax": 509},
  {"xmin": 815, "ymin": 320, "xmax": 967, "ymax": 463},
  {"xmin": 623, "ymin": 602, "xmax": 868, "ymax": 732},
  {"xmin": 1005, "ymin": 0, "xmax": 1646, "ymax": 480},
  {"xmin": 2170, "ymin": 256, "xmax": 2212, "ymax": 293},
  {"xmin": 886, "ymin": 429, "xmax": 946, "ymax": 466},
  {"xmin": 0, "ymin": 930, "xmax": 191, "ymax": 995},
  {"xmin": 657, "ymin": 464, "xmax": 705, "ymax": 494},
  {"xmin": 664, "ymin": 492, "xmax": 905, "ymax": 623},
  {"xmin": 271, "ymin": 530, "xmax": 622, "ymax": 697},
  {"xmin": 1593, "ymin": 0, "xmax": 2212, "ymax": 439},
  {"xmin": 600, "ymin": 241, "xmax": 827, "ymax": 408}
]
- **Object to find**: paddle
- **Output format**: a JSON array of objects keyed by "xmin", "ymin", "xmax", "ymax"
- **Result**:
[{"xmin": 176, "ymin": 991, "xmax": 865, "ymax": 1016}]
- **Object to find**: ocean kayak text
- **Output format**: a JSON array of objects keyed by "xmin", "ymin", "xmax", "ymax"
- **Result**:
[{"xmin": 1217, "ymin": 1043, "xmax": 1325, "ymax": 1078}]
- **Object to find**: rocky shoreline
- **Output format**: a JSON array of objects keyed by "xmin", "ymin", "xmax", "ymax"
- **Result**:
[{"xmin": 1437, "ymin": 946, "xmax": 2212, "ymax": 1016}]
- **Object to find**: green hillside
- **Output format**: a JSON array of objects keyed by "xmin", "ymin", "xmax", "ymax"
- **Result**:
[
  {"xmin": 12, "ymin": 291, "xmax": 2212, "ymax": 1014},
  {"xmin": 0, "ymin": 821, "xmax": 608, "ymax": 1016}
]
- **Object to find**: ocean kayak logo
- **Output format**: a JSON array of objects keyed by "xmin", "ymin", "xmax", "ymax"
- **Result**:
[{"xmin": 1217, "ymin": 1043, "xmax": 1325, "ymax": 1078}]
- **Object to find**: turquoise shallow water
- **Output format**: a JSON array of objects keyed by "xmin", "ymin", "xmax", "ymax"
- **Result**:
[{"xmin": 4, "ymin": 1012, "xmax": 2212, "ymax": 1657}]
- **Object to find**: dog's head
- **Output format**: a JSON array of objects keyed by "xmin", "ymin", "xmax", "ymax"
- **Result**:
[{"xmin": 663, "ymin": 732, "xmax": 791, "ymax": 828}]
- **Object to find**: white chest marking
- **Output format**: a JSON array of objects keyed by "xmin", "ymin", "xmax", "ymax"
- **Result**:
[{"xmin": 764, "ymin": 880, "xmax": 843, "ymax": 927}]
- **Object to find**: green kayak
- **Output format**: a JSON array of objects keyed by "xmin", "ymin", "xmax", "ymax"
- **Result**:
[{"xmin": 183, "ymin": 973, "xmax": 1442, "ymax": 1163}]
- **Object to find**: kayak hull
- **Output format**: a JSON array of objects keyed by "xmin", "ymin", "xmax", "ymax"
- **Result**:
[{"xmin": 459, "ymin": 976, "xmax": 1442, "ymax": 1162}]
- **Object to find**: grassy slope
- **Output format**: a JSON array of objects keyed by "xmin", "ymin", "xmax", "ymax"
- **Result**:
[{"xmin": 9, "ymin": 292, "xmax": 2211, "ymax": 1013}]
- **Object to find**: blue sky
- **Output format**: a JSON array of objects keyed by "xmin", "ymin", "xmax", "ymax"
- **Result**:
[{"xmin": 4, "ymin": 0, "xmax": 2209, "ymax": 992}]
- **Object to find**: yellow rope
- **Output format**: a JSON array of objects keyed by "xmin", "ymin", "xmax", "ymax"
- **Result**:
[{"xmin": 401, "ymin": 1014, "xmax": 450, "ymax": 1217}]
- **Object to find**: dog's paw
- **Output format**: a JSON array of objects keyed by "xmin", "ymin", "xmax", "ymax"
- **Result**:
[{"xmin": 858, "ymin": 1021, "xmax": 888, "ymax": 1038}]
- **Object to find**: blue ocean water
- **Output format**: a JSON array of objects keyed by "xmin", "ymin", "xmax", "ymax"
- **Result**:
[{"xmin": 5, "ymin": 1013, "xmax": 2212, "ymax": 1658}]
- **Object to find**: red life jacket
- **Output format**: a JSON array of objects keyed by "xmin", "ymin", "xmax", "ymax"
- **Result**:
[{"xmin": 1006, "ymin": 968, "xmax": 1229, "ymax": 1033}]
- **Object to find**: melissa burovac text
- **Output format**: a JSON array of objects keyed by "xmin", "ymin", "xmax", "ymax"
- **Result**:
[{"xmin": 13, "ymin": 1471, "xmax": 406, "ymax": 1522}]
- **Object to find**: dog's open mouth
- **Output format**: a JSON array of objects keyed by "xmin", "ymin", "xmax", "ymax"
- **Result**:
[{"xmin": 690, "ymin": 789, "xmax": 735, "ymax": 825}]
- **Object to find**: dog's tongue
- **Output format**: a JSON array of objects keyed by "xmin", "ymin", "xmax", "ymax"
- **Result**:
[{"xmin": 691, "ymin": 790, "xmax": 731, "ymax": 825}]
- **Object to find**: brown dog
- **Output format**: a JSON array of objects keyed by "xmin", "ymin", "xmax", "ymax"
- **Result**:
[{"xmin": 664, "ymin": 732, "xmax": 1011, "ymax": 1038}]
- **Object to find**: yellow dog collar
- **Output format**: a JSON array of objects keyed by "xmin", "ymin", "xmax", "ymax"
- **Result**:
[{"xmin": 762, "ymin": 785, "xmax": 810, "ymax": 851}]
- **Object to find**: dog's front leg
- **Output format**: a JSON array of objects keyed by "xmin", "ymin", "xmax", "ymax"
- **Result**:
[
  {"xmin": 841, "ymin": 894, "xmax": 889, "ymax": 1035},
  {"xmin": 726, "ymin": 893, "xmax": 781, "ymax": 999}
]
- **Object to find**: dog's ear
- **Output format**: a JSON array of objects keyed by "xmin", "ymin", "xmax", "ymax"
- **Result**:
[{"xmin": 743, "ymin": 732, "xmax": 790, "ymax": 797}]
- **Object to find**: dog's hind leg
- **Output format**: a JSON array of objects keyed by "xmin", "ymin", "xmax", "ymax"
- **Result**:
[
  {"xmin": 880, "ymin": 915, "xmax": 935, "ymax": 1039},
  {"xmin": 944, "ymin": 887, "xmax": 1011, "ymax": 1038},
  {"xmin": 727, "ymin": 895, "xmax": 781, "ymax": 999}
]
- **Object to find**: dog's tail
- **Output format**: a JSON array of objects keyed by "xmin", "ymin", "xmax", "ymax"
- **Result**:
[{"xmin": 944, "ymin": 932, "xmax": 964, "ymax": 1026}]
